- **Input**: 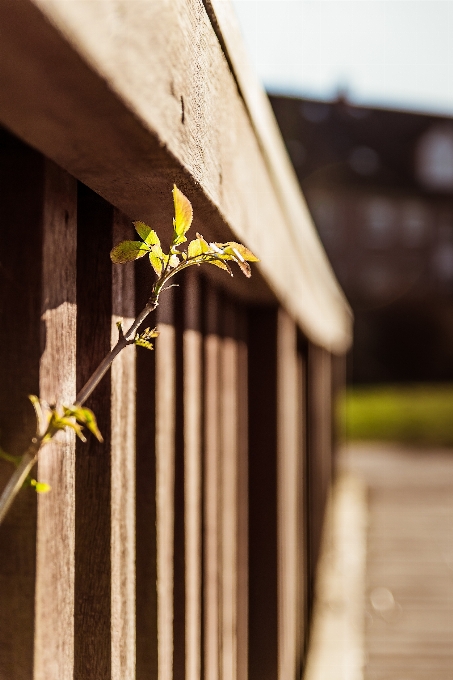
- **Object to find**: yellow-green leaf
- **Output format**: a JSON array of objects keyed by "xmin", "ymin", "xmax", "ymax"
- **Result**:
[
  {"xmin": 133, "ymin": 221, "xmax": 161, "ymax": 247},
  {"xmin": 208, "ymin": 259, "xmax": 233, "ymax": 276},
  {"xmin": 221, "ymin": 242, "xmax": 259, "ymax": 262},
  {"xmin": 31, "ymin": 479, "xmax": 51, "ymax": 494},
  {"xmin": 63, "ymin": 405, "xmax": 103, "ymax": 443},
  {"xmin": 195, "ymin": 233, "xmax": 211, "ymax": 253},
  {"xmin": 149, "ymin": 251, "xmax": 163, "ymax": 277},
  {"xmin": 110, "ymin": 241, "xmax": 150, "ymax": 263},
  {"xmin": 172, "ymin": 185, "xmax": 193, "ymax": 245},
  {"xmin": 187, "ymin": 239, "xmax": 203, "ymax": 258}
]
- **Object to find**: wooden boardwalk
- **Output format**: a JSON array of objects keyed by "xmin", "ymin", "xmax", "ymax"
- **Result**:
[{"xmin": 343, "ymin": 443, "xmax": 453, "ymax": 680}]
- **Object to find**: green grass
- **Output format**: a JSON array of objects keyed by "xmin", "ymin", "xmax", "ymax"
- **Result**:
[{"xmin": 339, "ymin": 384, "xmax": 453, "ymax": 446}]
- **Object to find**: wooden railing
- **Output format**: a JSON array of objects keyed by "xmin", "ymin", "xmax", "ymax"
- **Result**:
[{"xmin": 0, "ymin": 2, "xmax": 351, "ymax": 679}]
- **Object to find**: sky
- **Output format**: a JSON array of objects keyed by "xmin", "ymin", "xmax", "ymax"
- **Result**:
[{"xmin": 231, "ymin": 0, "xmax": 453, "ymax": 115}]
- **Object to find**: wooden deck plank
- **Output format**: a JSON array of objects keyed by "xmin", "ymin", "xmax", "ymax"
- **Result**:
[{"xmin": 343, "ymin": 444, "xmax": 453, "ymax": 680}]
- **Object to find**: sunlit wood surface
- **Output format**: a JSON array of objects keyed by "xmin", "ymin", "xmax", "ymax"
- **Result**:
[{"xmin": 343, "ymin": 443, "xmax": 453, "ymax": 680}]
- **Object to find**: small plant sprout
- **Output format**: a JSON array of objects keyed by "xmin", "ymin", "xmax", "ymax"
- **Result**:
[{"xmin": 0, "ymin": 185, "xmax": 258, "ymax": 524}]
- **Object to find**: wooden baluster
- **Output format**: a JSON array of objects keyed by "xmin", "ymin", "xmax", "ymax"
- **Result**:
[
  {"xmin": 204, "ymin": 284, "xmax": 221, "ymax": 680},
  {"xmin": 111, "ymin": 209, "xmax": 136, "ymax": 680},
  {"xmin": 34, "ymin": 161, "xmax": 77, "ymax": 680}
]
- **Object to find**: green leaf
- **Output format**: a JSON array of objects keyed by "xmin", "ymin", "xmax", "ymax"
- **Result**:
[
  {"xmin": 135, "ymin": 327, "xmax": 159, "ymax": 350},
  {"xmin": 63, "ymin": 405, "xmax": 103, "ymax": 443},
  {"xmin": 187, "ymin": 238, "xmax": 203, "ymax": 258},
  {"xmin": 208, "ymin": 259, "xmax": 233, "ymax": 276},
  {"xmin": 221, "ymin": 242, "xmax": 259, "ymax": 262},
  {"xmin": 172, "ymin": 185, "xmax": 193, "ymax": 246},
  {"xmin": 133, "ymin": 221, "xmax": 161, "ymax": 247},
  {"xmin": 110, "ymin": 241, "xmax": 150, "ymax": 263},
  {"xmin": 195, "ymin": 233, "xmax": 211, "ymax": 253},
  {"xmin": 149, "ymin": 251, "xmax": 163, "ymax": 277},
  {"xmin": 31, "ymin": 479, "xmax": 51, "ymax": 494}
]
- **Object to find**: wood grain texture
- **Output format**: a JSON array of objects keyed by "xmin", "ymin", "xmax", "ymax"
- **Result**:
[
  {"xmin": 135, "ymin": 260, "xmax": 158, "ymax": 680},
  {"xmin": 74, "ymin": 184, "xmax": 113, "ymax": 680},
  {"xmin": 236, "ymin": 312, "xmax": 248, "ymax": 680},
  {"xmin": 34, "ymin": 161, "xmax": 77, "ymax": 680},
  {"xmin": 0, "ymin": 0, "xmax": 351, "ymax": 351},
  {"xmin": 156, "ymin": 294, "xmax": 176, "ymax": 680},
  {"xmin": 247, "ymin": 307, "xmax": 279, "ymax": 680},
  {"xmin": 111, "ymin": 210, "xmax": 136, "ymax": 680},
  {"xmin": 220, "ymin": 305, "xmax": 239, "ymax": 680},
  {"xmin": 277, "ymin": 310, "xmax": 301, "ymax": 680},
  {"xmin": 203, "ymin": 286, "xmax": 221, "ymax": 680},
  {"xmin": 307, "ymin": 345, "xmax": 332, "ymax": 617},
  {"xmin": 343, "ymin": 444, "xmax": 453, "ymax": 680},
  {"xmin": 0, "ymin": 132, "xmax": 42, "ymax": 680},
  {"xmin": 183, "ymin": 271, "xmax": 203, "ymax": 680}
]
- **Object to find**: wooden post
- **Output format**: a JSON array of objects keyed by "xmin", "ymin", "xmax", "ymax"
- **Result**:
[
  {"xmin": 155, "ymin": 290, "xmax": 176, "ymax": 680},
  {"xmin": 220, "ymin": 302, "xmax": 239, "ymax": 680},
  {"xmin": 203, "ymin": 284, "xmax": 221, "ymax": 680},
  {"xmin": 110, "ymin": 210, "xmax": 136, "ymax": 680},
  {"xmin": 277, "ymin": 309, "xmax": 301, "ymax": 680},
  {"xmin": 0, "ymin": 134, "xmax": 43, "ymax": 680},
  {"xmin": 74, "ymin": 184, "xmax": 113, "ymax": 680},
  {"xmin": 248, "ymin": 307, "xmax": 279, "ymax": 680},
  {"xmin": 183, "ymin": 270, "xmax": 202, "ymax": 680},
  {"xmin": 236, "ymin": 310, "xmax": 248, "ymax": 680},
  {"xmin": 34, "ymin": 161, "xmax": 77, "ymax": 680},
  {"xmin": 135, "ymin": 264, "xmax": 158, "ymax": 680},
  {"xmin": 307, "ymin": 344, "xmax": 332, "ymax": 617}
]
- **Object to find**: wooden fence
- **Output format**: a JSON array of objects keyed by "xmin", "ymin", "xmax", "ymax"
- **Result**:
[{"xmin": 0, "ymin": 1, "xmax": 352, "ymax": 679}]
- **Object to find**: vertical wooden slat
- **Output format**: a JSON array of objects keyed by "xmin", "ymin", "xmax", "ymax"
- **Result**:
[
  {"xmin": 204, "ymin": 285, "xmax": 221, "ymax": 680},
  {"xmin": 247, "ymin": 307, "xmax": 278, "ymax": 680},
  {"xmin": 34, "ymin": 161, "xmax": 77, "ymax": 680},
  {"xmin": 156, "ymin": 292, "xmax": 176, "ymax": 680},
  {"xmin": 236, "ymin": 311, "xmax": 248, "ymax": 680},
  {"xmin": 111, "ymin": 210, "xmax": 136, "ymax": 680},
  {"xmin": 74, "ymin": 184, "xmax": 112, "ymax": 680},
  {"xmin": 220, "ymin": 303, "xmax": 238, "ymax": 680},
  {"xmin": 183, "ymin": 270, "xmax": 202, "ymax": 680},
  {"xmin": 296, "ymin": 348, "xmax": 308, "ymax": 659},
  {"xmin": 277, "ymin": 310, "xmax": 300, "ymax": 680},
  {"xmin": 135, "ymin": 266, "xmax": 158, "ymax": 679},
  {"xmin": 307, "ymin": 344, "xmax": 332, "ymax": 618},
  {"xmin": 0, "ymin": 132, "xmax": 42, "ymax": 680}
]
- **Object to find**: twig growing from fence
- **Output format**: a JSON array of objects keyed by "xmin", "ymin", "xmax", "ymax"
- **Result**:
[{"xmin": 0, "ymin": 185, "xmax": 258, "ymax": 525}]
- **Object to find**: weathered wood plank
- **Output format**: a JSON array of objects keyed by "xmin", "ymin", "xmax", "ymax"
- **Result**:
[
  {"xmin": 277, "ymin": 310, "xmax": 301, "ymax": 680},
  {"xmin": 74, "ymin": 184, "xmax": 113, "ymax": 680},
  {"xmin": 307, "ymin": 345, "xmax": 332, "ymax": 613},
  {"xmin": 155, "ymin": 293, "xmax": 176, "ymax": 680},
  {"xmin": 220, "ymin": 302, "xmax": 239, "ymax": 680},
  {"xmin": 343, "ymin": 444, "xmax": 453, "ymax": 680},
  {"xmin": 247, "ymin": 307, "xmax": 279, "ymax": 680},
  {"xmin": 203, "ymin": 285, "xmax": 221, "ymax": 680},
  {"xmin": 34, "ymin": 161, "xmax": 77, "ymax": 680},
  {"xmin": 236, "ymin": 311, "xmax": 249, "ymax": 680},
  {"xmin": 135, "ymin": 262, "xmax": 158, "ymax": 680},
  {"xmin": 183, "ymin": 271, "xmax": 203, "ymax": 680},
  {"xmin": 111, "ymin": 210, "xmax": 136, "ymax": 680},
  {"xmin": 0, "ymin": 0, "xmax": 351, "ymax": 351},
  {"xmin": 0, "ymin": 132, "xmax": 42, "ymax": 680}
]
